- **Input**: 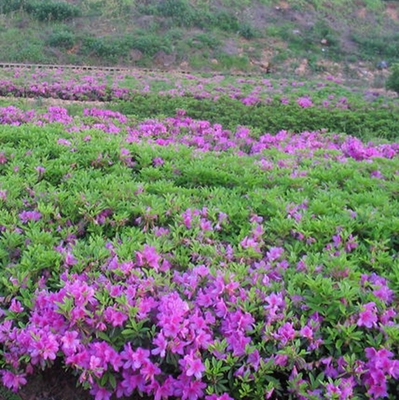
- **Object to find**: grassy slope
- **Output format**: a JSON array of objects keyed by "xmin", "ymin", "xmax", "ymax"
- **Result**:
[{"xmin": 0, "ymin": 0, "xmax": 398, "ymax": 77}]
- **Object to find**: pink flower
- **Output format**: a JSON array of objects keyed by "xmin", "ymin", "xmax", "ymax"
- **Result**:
[
  {"xmin": 181, "ymin": 351, "xmax": 205, "ymax": 379},
  {"xmin": 9, "ymin": 299, "xmax": 24, "ymax": 313},
  {"xmin": 152, "ymin": 332, "xmax": 168, "ymax": 358},
  {"xmin": 1, "ymin": 371, "xmax": 27, "ymax": 392},
  {"xmin": 65, "ymin": 251, "xmax": 78, "ymax": 266},
  {"xmin": 299, "ymin": 325, "xmax": 314, "ymax": 340},
  {"xmin": 181, "ymin": 378, "xmax": 206, "ymax": 400},
  {"xmin": 30, "ymin": 332, "xmax": 59, "ymax": 363},
  {"xmin": 182, "ymin": 209, "xmax": 193, "ymax": 229},
  {"xmin": 61, "ymin": 331, "xmax": 80, "ymax": 353},
  {"xmin": 206, "ymin": 394, "xmax": 234, "ymax": 400},
  {"xmin": 19, "ymin": 210, "xmax": 42, "ymax": 223},
  {"xmin": 275, "ymin": 322, "xmax": 296, "ymax": 345},
  {"xmin": 136, "ymin": 245, "xmax": 161, "ymax": 270},
  {"xmin": 141, "ymin": 360, "xmax": 161, "ymax": 381},
  {"xmin": 153, "ymin": 157, "xmax": 164, "ymax": 166},
  {"xmin": 90, "ymin": 384, "xmax": 112, "ymax": 400},
  {"xmin": 0, "ymin": 152, "xmax": 7, "ymax": 164},
  {"xmin": 297, "ymin": 96, "xmax": 313, "ymax": 108},
  {"xmin": 122, "ymin": 344, "xmax": 150, "ymax": 370},
  {"xmin": 104, "ymin": 307, "xmax": 128, "ymax": 327},
  {"xmin": 57, "ymin": 138, "xmax": 71, "ymax": 146},
  {"xmin": 357, "ymin": 302, "xmax": 378, "ymax": 328}
]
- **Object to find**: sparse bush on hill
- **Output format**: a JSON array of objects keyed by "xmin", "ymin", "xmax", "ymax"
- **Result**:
[
  {"xmin": 81, "ymin": 36, "xmax": 130, "ymax": 62},
  {"xmin": 386, "ymin": 63, "xmax": 399, "ymax": 95},
  {"xmin": 47, "ymin": 30, "xmax": 76, "ymax": 49},
  {"xmin": 351, "ymin": 31, "xmax": 399, "ymax": 62},
  {"xmin": 0, "ymin": 0, "xmax": 24, "ymax": 14},
  {"xmin": 132, "ymin": 33, "xmax": 172, "ymax": 56},
  {"xmin": 24, "ymin": 1, "xmax": 81, "ymax": 21}
]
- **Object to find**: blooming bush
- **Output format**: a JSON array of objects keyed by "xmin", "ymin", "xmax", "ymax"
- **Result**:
[{"xmin": 0, "ymin": 69, "xmax": 399, "ymax": 399}]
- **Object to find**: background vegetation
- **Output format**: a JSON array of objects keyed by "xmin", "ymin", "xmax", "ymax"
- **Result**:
[{"xmin": 0, "ymin": 0, "xmax": 398, "ymax": 77}]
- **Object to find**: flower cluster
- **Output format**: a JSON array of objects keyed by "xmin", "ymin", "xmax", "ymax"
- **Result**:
[{"xmin": 1, "ymin": 106, "xmax": 398, "ymax": 162}]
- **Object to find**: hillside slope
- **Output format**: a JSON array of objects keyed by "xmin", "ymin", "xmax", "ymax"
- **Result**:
[{"xmin": 1, "ymin": 0, "xmax": 399, "ymax": 78}]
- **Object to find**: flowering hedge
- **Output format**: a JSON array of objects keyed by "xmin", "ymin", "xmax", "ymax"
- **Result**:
[{"xmin": 0, "ymin": 103, "xmax": 399, "ymax": 399}]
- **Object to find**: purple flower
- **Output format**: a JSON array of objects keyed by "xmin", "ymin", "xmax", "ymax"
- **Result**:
[
  {"xmin": 30, "ymin": 331, "xmax": 59, "ymax": 364},
  {"xmin": 357, "ymin": 302, "xmax": 378, "ymax": 329},
  {"xmin": 274, "ymin": 322, "xmax": 296, "ymax": 345},
  {"xmin": 35, "ymin": 166, "xmax": 46, "ymax": 174},
  {"xmin": 153, "ymin": 157, "xmax": 164, "ymax": 166},
  {"xmin": 90, "ymin": 384, "xmax": 112, "ymax": 400},
  {"xmin": 104, "ymin": 306, "xmax": 128, "ymax": 327},
  {"xmin": 180, "ymin": 351, "xmax": 205, "ymax": 379},
  {"xmin": 9, "ymin": 299, "xmax": 24, "ymax": 313},
  {"xmin": 1, "ymin": 371, "xmax": 27, "ymax": 392},
  {"xmin": 0, "ymin": 152, "xmax": 7, "ymax": 164},
  {"xmin": 297, "ymin": 96, "xmax": 313, "ymax": 108},
  {"xmin": 57, "ymin": 138, "xmax": 72, "ymax": 146},
  {"xmin": 181, "ymin": 378, "xmax": 206, "ymax": 400},
  {"xmin": 122, "ymin": 344, "xmax": 150, "ymax": 370},
  {"xmin": 61, "ymin": 331, "xmax": 80, "ymax": 353},
  {"xmin": 136, "ymin": 245, "xmax": 161, "ymax": 271},
  {"xmin": 19, "ymin": 210, "xmax": 42, "ymax": 223}
]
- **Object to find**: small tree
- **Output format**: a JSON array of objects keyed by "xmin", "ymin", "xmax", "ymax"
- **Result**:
[{"xmin": 385, "ymin": 63, "xmax": 399, "ymax": 95}]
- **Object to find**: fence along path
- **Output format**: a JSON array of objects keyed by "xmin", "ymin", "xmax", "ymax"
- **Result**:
[{"xmin": 0, "ymin": 62, "xmax": 265, "ymax": 77}]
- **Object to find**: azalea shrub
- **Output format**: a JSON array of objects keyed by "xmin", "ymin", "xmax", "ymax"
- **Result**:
[
  {"xmin": 0, "ymin": 102, "xmax": 399, "ymax": 400},
  {"xmin": 0, "ymin": 67, "xmax": 398, "ymax": 140}
]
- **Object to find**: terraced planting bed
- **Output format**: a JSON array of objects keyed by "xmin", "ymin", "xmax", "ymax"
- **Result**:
[{"xmin": 0, "ymin": 67, "xmax": 398, "ymax": 399}]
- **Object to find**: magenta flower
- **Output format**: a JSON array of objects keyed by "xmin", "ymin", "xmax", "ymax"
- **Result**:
[
  {"xmin": 90, "ymin": 384, "xmax": 112, "ymax": 400},
  {"xmin": 122, "ymin": 344, "xmax": 150, "ymax": 370},
  {"xmin": 0, "ymin": 152, "xmax": 7, "ymax": 164},
  {"xmin": 299, "ymin": 325, "xmax": 314, "ymax": 340},
  {"xmin": 9, "ymin": 299, "xmax": 24, "ymax": 313},
  {"xmin": 274, "ymin": 322, "xmax": 296, "ymax": 345},
  {"xmin": 152, "ymin": 332, "xmax": 168, "ymax": 358},
  {"xmin": 297, "ymin": 96, "xmax": 313, "ymax": 108},
  {"xmin": 35, "ymin": 166, "xmax": 46, "ymax": 174},
  {"xmin": 19, "ymin": 210, "xmax": 42, "ymax": 223},
  {"xmin": 153, "ymin": 157, "xmax": 164, "ymax": 166},
  {"xmin": 141, "ymin": 360, "xmax": 161, "ymax": 381},
  {"xmin": 136, "ymin": 245, "xmax": 161, "ymax": 270},
  {"xmin": 1, "ymin": 371, "xmax": 27, "ymax": 392},
  {"xmin": 180, "ymin": 351, "xmax": 205, "ymax": 379},
  {"xmin": 30, "ymin": 331, "xmax": 59, "ymax": 364},
  {"xmin": 357, "ymin": 302, "xmax": 378, "ymax": 328},
  {"xmin": 64, "ymin": 251, "xmax": 78, "ymax": 266},
  {"xmin": 181, "ymin": 378, "xmax": 207, "ymax": 400},
  {"xmin": 206, "ymin": 394, "xmax": 234, "ymax": 400},
  {"xmin": 104, "ymin": 306, "xmax": 128, "ymax": 327},
  {"xmin": 57, "ymin": 138, "xmax": 72, "ymax": 146},
  {"xmin": 61, "ymin": 331, "xmax": 80, "ymax": 353}
]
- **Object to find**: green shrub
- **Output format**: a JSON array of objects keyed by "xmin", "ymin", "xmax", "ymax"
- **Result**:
[
  {"xmin": 81, "ymin": 36, "xmax": 130, "ymax": 61},
  {"xmin": 156, "ymin": 0, "xmax": 201, "ymax": 27},
  {"xmin": 238, "ymin": 22, "xmax": 258, "ymax": 39},
  {"xmin": 156, "ymin": 0, "xmax": 188, "ymax": 17},
  {"xmin": 47, "ymin": 30, "xmax": 75, "ymax": 49},
  {"xmin": 114, "ymin": 94, "xmax": 399, "ymax": 141},
  {"xmin": 0, "ymin": 0, "xmax": 24, "ymax": 14},
  {"xmin": 131, "ymin": 33, "xmax": 171, "ymax": 56},
  {"xmin": 25, "ymin": 1, "xmax": 80, "ymax": 22},
  {"xmin": 189, "ymin": 33, "xmax": 221, "ymax": 50},
  {"xmin": 212, "ymin": 10, "xmax": 240, "ymax": 32},
  {"xmin": 385, "ymin": 63, "xmax": 399, "ymax": 94},
  {"xmin": 351, "ymin": 31, "xmax": 399, "ymax": 62}
]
